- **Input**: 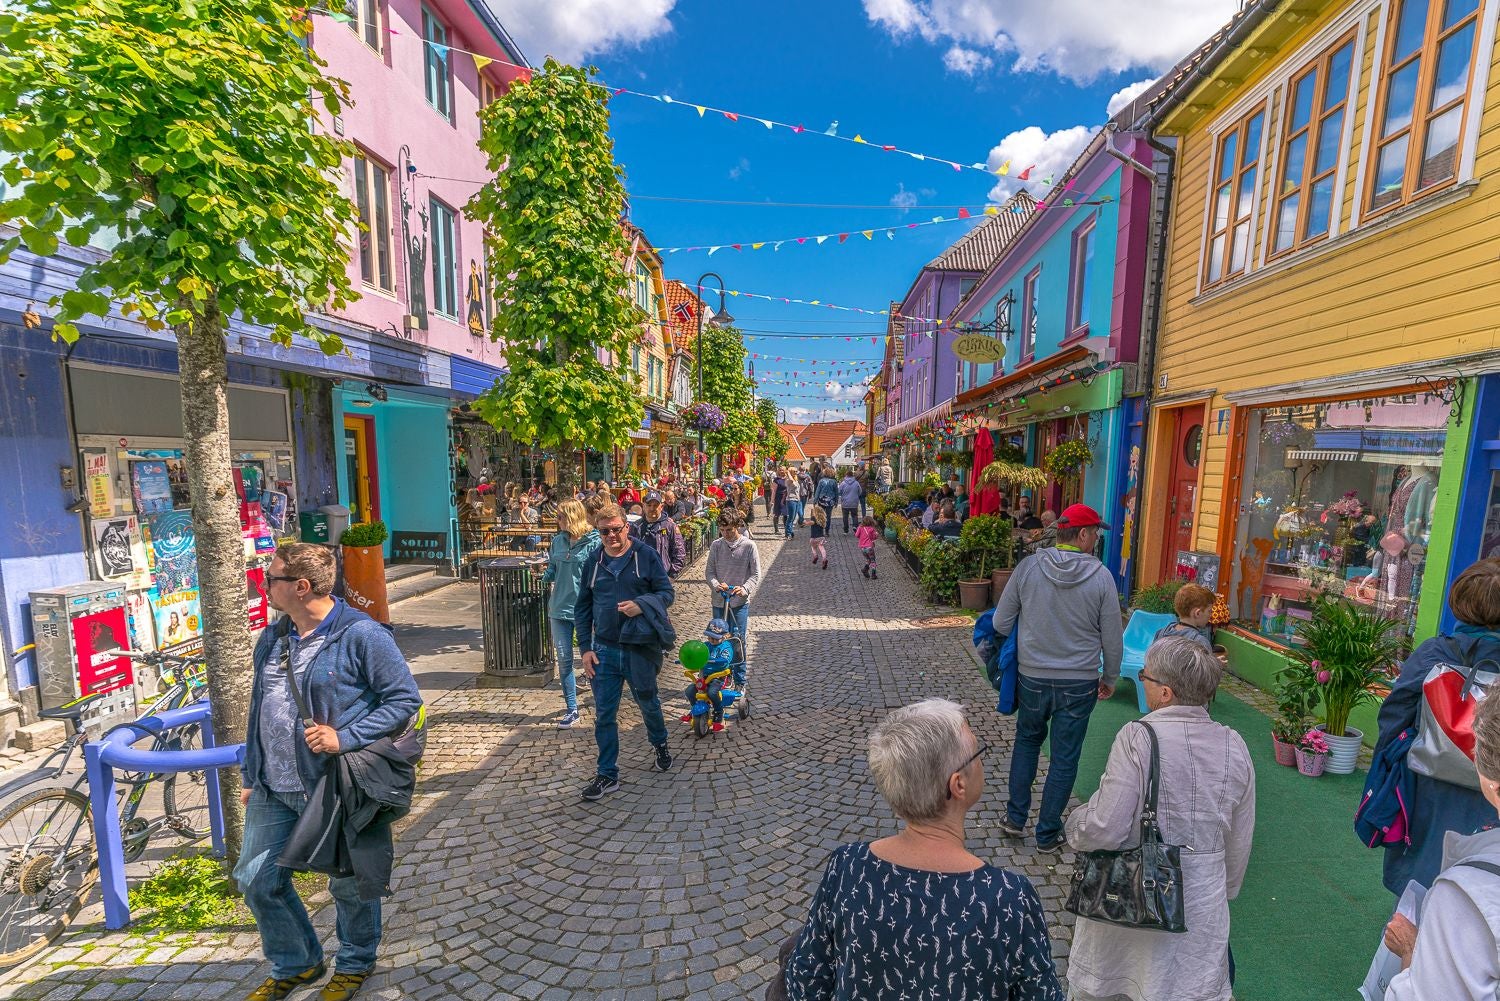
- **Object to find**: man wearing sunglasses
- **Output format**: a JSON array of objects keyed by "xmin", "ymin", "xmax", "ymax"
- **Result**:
[{"xmin": 575, "ymin": 503, "xmax": 677, "ymax": 801}]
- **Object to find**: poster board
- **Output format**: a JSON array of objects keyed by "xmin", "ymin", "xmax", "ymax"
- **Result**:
[{"xmin": 1174, "ymin": 550, "xmax": 1221, "ymax": 592}]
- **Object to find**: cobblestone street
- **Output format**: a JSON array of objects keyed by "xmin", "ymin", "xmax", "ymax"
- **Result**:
[{"xmin": 2, "ymin": 526, "xmax": 1079, "ymax": 1000}]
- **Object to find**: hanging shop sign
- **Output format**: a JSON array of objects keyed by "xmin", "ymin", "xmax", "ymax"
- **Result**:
[{"xmin": 952, "ymin": 334, "xmax": 1008, "ymax": 365}]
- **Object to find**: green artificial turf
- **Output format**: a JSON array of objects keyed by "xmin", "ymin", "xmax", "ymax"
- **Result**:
[{"xmin": 1067, "ymin": 685, "xmax": 1392, "ymax": 1001}]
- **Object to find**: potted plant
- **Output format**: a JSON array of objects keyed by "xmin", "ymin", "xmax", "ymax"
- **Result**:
[
  {"xmin": 682, "ymin": 402, "xmax": 727, "ymax": 434},
  {"xmin": 958, "ymin": 514, "xmax": 1012, "ymax": 607},
  {"xmin": 1296, "ymin": 729, "xmax": 1331, "ymax": 776},
  {"xmin": 1042, "ymin": 439, "xmax": 1094, "ymax": 479},
  {"xmin": 977, "ymin": 459, "xmax": 1049, "ymax": 497},
  {"xmin": 1270, "ymin": 683, "xmax": 1315, "ymax": 767},
  {"xmin": 339, "ymin": 520, "xmax": 390, "ymax": 623},
  {"xmin": 1130, "ymin": 579, "xmax": 1186, "ymax": 615},
  {"xmin": 883, "ymin": 511, "xmax": 907, "ymax": 544},
  {"xmin": 920, "ymin": 538, "xmax": 964, "ymax": 605},
  {"xmin": 1278, "ymin": 594, "xmax": 1404, "ymax": 774}
]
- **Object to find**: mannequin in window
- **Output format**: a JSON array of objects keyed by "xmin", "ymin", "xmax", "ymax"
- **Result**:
[
  {"xmin": 1387, "ymin": 464, "xmax": 1439, "ymax": 547},
  {"xmin": 1363, "ymin": 530, "xmax": 1416, "ymax": 614}
]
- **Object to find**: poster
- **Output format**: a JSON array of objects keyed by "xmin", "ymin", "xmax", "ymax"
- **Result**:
[
  {"xmin": 132, "ymin": 460, "xmax": 173, "ymax": 515},
  {"xmin": 85, "ymin": 451, "xmax": 114, "ymax": 518},
  {"xmin": 262, "ymin": 490, "xmax": 289, "ymax": 533},
  {"xmin": 91, "ymin": 516, "xmax": 152, "ymax": 590},
  {"xmin": 125, "ymin": 590, "xmax": 157, "ymax": 653},
  {"xmin": 151, "ymin": 589, "xmax": 202, "ymax": 648},
  {"xmin": 148, "ymin": 510, "xmax": 198, "ymax": 594},
  {"xmin": 246, "ymin": 565, "xmax": 269, "ymax": 631},
  {"xmin": 69, "ymin": 607, "xmax": 133, "ymax": 697}
]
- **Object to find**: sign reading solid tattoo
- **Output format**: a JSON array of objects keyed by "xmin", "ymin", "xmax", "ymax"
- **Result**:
[{"xmin": 391, "ymin": 531, "xmax": 448, "ymax": 564}]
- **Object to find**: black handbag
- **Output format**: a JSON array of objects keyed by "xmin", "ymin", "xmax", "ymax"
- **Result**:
[{"xmin": 1064, "ymin": 720, "xmax": 1187, "ymax": 933}]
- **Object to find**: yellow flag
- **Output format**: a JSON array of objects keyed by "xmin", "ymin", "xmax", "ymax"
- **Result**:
[
  {"xmin": 861, "ymin": 230, "xmax": 873, "ymax": 240},
  {"xmin": 998, "ymin": 160, "xmax": 1011, "ymax": 176},
  {"xmin": 695, "ymin": 105, "xmax": 706, "ymax": 116},
  {"xmin": 473, "ymin": 54, "xmax": 494, "ymax": 72},
  {"xmin": 853, "ymin": 135, "xmax": 866, "ymax": 144},
  {"xmin": 751, "ymin": 242, "xmax": 765, "ymax": 250},
  {"xmin": 984, "ymin": 206, "xmax": 999, "ymax": 215}
]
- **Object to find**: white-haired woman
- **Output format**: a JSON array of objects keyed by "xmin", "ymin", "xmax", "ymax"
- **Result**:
[
  {"xmin": 1382, "ymin": 689, "xmax": 1500, "ymax": 998},
  {"xmin": 1065, "ymin": 636, "xmax": 1256, "ymax": 1001},
  {"xmin": 782, "ymin": 698, "xmax": 1064, "ymax": 1001}
]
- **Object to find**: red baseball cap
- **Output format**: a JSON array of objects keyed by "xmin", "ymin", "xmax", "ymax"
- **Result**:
[{"xmin": 1057, "ymin": 503, "xmax": 1110, "ymax": 530}]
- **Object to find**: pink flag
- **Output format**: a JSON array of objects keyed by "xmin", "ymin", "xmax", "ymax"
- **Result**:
[
  {"xmin": 792, "ymin": 124, "xmax": 805, "ymax": 134},
  {"xmin": 723, "ymin": 112, "xmax": 739, "ymax": 122},
  {"xmin": 1018, "ymin": 165, "xmax": 1034, "ymax": 181},
  {"xmin": 838, "ymin": 233, "xmax": 849, "ymax": 243},
  {"xmin": 958, "ymin": 207, "xmax": 970, "ymax": 219}
]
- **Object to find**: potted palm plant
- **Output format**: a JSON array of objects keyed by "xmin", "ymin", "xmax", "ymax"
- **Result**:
[
  {"xmin": 1278, "ymin": 595, "xmax": 1403, "ymax": 774},
  {"xmin": 958, "ymin": 515, "xmax": 1011, "ymax": 608}
]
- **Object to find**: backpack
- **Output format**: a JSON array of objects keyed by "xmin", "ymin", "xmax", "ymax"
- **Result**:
[
  {"xmin": 1408, "ymin": 636, "xmax": 1499, "ymax": 791},
  {"xmin": 1354, "ymin": 726, "xmax": 1415, "ymax": 848}
]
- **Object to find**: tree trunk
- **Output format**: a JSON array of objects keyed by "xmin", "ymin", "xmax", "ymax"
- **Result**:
[{"xmin": 176, "ymin": 295, "xmax": 255, "ymax": 860}]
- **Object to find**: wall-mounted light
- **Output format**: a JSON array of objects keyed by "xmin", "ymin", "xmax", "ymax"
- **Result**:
[{"xmin": 365, "ymin": 382, "xmax": 389, "ymax": 402}]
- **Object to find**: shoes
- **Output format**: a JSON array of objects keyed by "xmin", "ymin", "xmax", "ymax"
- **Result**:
[
  {"xmin": 822, "ymin": 558, "xmax": 828, "ymax": 569},
  {"xmin": 245, "ymin": 962, "xmax": 327, "ymax": 1001},
  {"xmin": 997, "ymin": 819, "xmax": 1026, "ymax": 839},
  {"xmin": 557, "ymin": 710, "xmax": 580, "ymax": 728},
  {"xmin": 679, "ymin": 712, "xmax": 694, "ymax": 723},
  {"xmin": 711, "ymin": 721, "xmax": 725, "ymax": 733},
  {"xmin": 861, "ymin": 565, "xmax": 869, "ymax": 578},
  {"xmin": 321, "ymin": 970, "xmax": 373, "ymax": 1001},
  {"xmin": 1035, "ymin": 838, "xmax": 1066, "ymax": 856},
  {"xmin": 870, "ymin": 570, "xmax": 878, "ymax": 579},
  {"xmin": 581, "ymin": 775, "xmax": 621, "ymax": 801},
  {"xmin": 652, "ymin": 745, "xmax": 674, "ymax": 772}
]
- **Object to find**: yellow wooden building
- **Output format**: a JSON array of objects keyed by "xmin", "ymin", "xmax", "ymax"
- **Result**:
[{"xmin": 1134, "ymin": 0, "xmax": 1500, "ymax": 683}]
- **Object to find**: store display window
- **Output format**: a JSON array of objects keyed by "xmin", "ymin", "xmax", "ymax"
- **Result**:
[{"xmin": 1229, "ymin": 393, "xmax": 1448, "ymax": 645}]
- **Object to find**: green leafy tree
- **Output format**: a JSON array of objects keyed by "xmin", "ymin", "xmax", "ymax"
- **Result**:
[
  {"xmin": 0, "ymin": 0, "xmax": 361, "ymax": 857},
  {"xmin": 698, "ymin": 325, "xmax": 757, "ymax": 455},
  {"xmin": 756, "ymin": 397, "xmax": 787, "ymax": 461},
  {"xmin": 468, "ymin": 59, "xmax": 644, "ymax": 473}
]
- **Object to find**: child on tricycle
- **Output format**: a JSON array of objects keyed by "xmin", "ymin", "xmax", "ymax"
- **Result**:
[{"xmin": 678, "ymin": 619, "xmax": 746, "ymax": 736}]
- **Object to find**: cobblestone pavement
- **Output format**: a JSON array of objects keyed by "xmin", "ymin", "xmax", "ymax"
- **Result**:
[{"xmin": 2, "ymin": 526, "xmax": 1080, "ymax": 1000}]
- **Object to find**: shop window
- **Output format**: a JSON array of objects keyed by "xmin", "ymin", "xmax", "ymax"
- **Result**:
[
  {"xmin": 428, "ymin": 197, "xmax": 458, "ymax": 317},
  {"xmin": 351, "ymin": 152, "xmax": 394, "ymax": 292},
  {"xmin": 1020, "ymin": 267, "xmax": 1040, "ymax": 361},
  {"xmin": 1067, "ymin": 217, "xmax": 1095, "ymax": 336},
  {"xmin": 1229, "ymin": 393, "xmax": 1450, "ymax": 647},
  {"xmin": 343, "ymin": 0, "xmax": 382, "ymax": 52},
  {"xmin": 480, "ymin": 76, "xmax": 500, "ymax": 110},
  {"xmin": 1271, "ymin": 32, "xmax": 1356, "ymax": 255},
  {"xmin": 422, "ymin": 6, "xmax": 453, "ymax": 122},
  {"xmin": 1367, "ymin": 0, "xmax": 1482, "ymax": 215},
  {"xmin": 1204, "ymin": 105, "xmax": 1265, "ymax": 288}
]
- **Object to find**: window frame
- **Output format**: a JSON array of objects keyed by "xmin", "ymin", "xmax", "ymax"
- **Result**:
[
  {"xmin": 350, "ymin": 151, "xmax": 395, "ymax": 294},
  {"xmin": 428, "ymin": 196, "xmax": 458, "ymax": 318},
  {"xmin": 345, "ymin": 0, "xmax": 382, "ymax": 52},
  {"xmin": 1363, "ymin": 0, "xmax": 1485, "ymax": 218},
  {"xmin": 421, "ymin": 6, "xmax": 453, "ymax": 122},
  {"xmin": 1019, "ymin": 268, "xmax": 1040, "ymax": 364},
  {"xmin": 1201, "ymin": 103, "xmax": 1267, "ymax": 290},
  {"xmin": 1268, "ymin": 30, "xmax": 1359, "ymax": 258},
  {"xmin": 1066, "ymin": 216, "xmax": 1097, "ymax": 338}
]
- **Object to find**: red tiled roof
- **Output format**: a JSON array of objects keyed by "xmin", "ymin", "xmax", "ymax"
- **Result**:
[
  {"xmin": 794, "ymin": 420, "xmax": 867, "ymax": 460},
  {"xmin": 777, "ymin": 423, "xmax": 809, "ymax": 462},
  {"xmin": 663, "ymin": 280, "xmax": 702, "ymax": 354}
]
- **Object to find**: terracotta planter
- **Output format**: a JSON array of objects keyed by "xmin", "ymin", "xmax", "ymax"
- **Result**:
[
  {"xmin": 958, "ymin": 579, "xmax": 991, "ymax": 611},
  {"xmin": 1315, "ymin": 724, "xmax": 1364, "ymax": 775},
  {"xmin": 1296, "ymin": 748, "xmax": 1329, "ymax": 777},
  {"xmin": 991, "ymin": 569, "xmax": 1014, "ymax": 603},
  {"xmin": 1272, "ymin": 736, "xmax": 1298, "ymax": 767},
  {"xmin": 342, "ymin": 545, "xmax": 390, "ymax": 623}
]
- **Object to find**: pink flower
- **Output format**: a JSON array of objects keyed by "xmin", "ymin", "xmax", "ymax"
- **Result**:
[
  {"xmin": 1310, "ymin": 660, "xmax": 1323, "ymax": 669},
  {"xmin": 1317, "ymin": 670, "xmax": 1331, "ymax": 684}
]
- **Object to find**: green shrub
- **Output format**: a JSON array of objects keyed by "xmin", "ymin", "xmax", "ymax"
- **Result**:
[
  {"xmin": 340, "ymin": 519, "xmax": 389, "ymax": 547},
  {"xmin": 1131, "ymin": 578, "xmax": 1185, "ymax": 614},
  {"xmin": 886, "ymin": 488, "xmax": 910, "ymax": 511},
  {"xmin": 128, "ymin": 854, "xmax": 238, "ymax": 932},
  {"xmin": 958, "ymin": 514, "xmax": 1013, "ymax": 578},
  {"xmin": 920, "ymin": 538, "xmax": 964, "ymax": 604}
]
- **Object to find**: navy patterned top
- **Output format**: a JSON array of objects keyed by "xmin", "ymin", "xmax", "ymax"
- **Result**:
[{"xmin": 785, "ymin": 843, "xmax": 1064, "ymax": 1001}]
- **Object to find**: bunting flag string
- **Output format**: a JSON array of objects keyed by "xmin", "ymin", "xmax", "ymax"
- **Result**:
[{"xmin": 690, "ymin": 283, "xmax": 932, "ymax": 321}]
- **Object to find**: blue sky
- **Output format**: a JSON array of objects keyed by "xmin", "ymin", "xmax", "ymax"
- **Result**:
[{"xmin": 502, "ymin": 0, "xmax": 1238, "ymax": 420}]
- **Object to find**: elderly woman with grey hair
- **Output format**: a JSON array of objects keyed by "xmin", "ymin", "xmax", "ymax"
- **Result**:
[
  {"xmin": 781, "ymin": 698, "xmax": 1064, "ymax": 1001},
  {"xmin": 1065, "ymin": 637, "xmax": 1256, "ymax": 1001}
]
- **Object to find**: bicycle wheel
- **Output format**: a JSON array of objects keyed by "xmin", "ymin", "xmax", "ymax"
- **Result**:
[
  {"xmin": 161, "ymin": 723, "xmax": 211, "ymax": 840},
  {"xmin": 0, "ymin": 787, "xmax": 97, "ymax": 968}
]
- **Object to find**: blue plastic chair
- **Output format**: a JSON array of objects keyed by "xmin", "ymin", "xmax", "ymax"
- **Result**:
[{"xmin": 1119, "ymin": 611, "xmax": 1177, "ymax": 714}]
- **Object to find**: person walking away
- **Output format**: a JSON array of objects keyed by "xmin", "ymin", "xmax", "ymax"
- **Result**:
[
  {"xmin": 777, "ymin": 467, "xmax": 801, "ymax": 539},
  {"xmin": 540, "ymin": 499, "xmax": 601, "ymax": 728},
  {"xmin": 814, "ymin": 467, "xmax": 838, "ymax": 533},
  {"xmin": 237, "ymin": 544, "xmax": 422, "ymax": 1001},
  {"xmin": 1153, "ymin": 583, "xmax": 1215, "ymax": 652},
  {"xmin": 992, "ymin": 503, "xmax": 1123, "ymax": 853},
  {"xmin": 856, "ymin": 516, "xmax": 878, "ymax": 579},
  {"xmin": 876, "ymin": 458, "xmax": 893, "ymax": 494},
  {"xmin": 855, "ymin": 463, "xmax": 870, "ymax": 519},
  {"xmin": 809, "ymin": 505, "xmax": 828, "ymax": 570},
  {"xmin": 574, "ymin": 504, "xmax": 676, "ymax": 801},
  {"xmin": 705, "ymin": 509, "xmax": 760, "ymax": 690},
  {"xmin": 632, "ymin": 491, "xmax": 686, "ymax": 578},
  {"xmin": 1373, "ymin": 558, "xmax": 1500, "ymax": 893},
  {"xmin": 797, "ymin": 467, "xmax": 814, "ymax": 526},
  {"xmin": 781, "ymin": 699, "xmax": 1064, "ymax": 1001},
  {"xmin": 838, "ymin": 470, "xmax": 861, "ymax": 534},
  {"xmin": 1381, "ymin": 689, "xmax": 1500, "ymax": 999},
  {"xmin": 1066, "ymin": 638, "xmax": 1254, "ymax": 1001}
]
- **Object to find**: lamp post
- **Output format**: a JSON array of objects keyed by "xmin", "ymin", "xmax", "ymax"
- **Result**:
[{"xmin": 694, "ymin": 272, "xmax": 733, "ymax": 492}]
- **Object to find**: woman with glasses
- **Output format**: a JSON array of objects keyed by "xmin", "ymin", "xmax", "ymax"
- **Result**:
[
  {"xmin": 1064, "ymin": 636, "xmax": 1256, "ymax": 1001},
  {"xmin": 780, "ymin": 698, "xmax": 1064, "ymax": 1001}
]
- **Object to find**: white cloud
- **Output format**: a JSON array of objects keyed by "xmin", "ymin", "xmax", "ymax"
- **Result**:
[
  {"xmin": 728, "ymin": 157, "xmax": 751, "ymax": 180},
  {"xmin": 942, "ymin": 45, "xmax": 993, "ymax": 75},
  {"xmin": 502, "ymin": 0, "xmax": 677, "ymax": 65},
  {"xmin": 985, "ymin": 124, "xmax": 1097, "ymax": 201},
  {"xmin": 786, "ymin": 405, "xmax": 863, "ymax": 423},
  {"xmin": 1107, "ymin": 77, "xmax": 1157, "ymax": 117},
  {"xmin": 890, "ymin": 183, "xmax": 919, "ymax": 211},
  {"xmin": 861, "ymin": 0, "xmax": 1238, "ymax": 83}
]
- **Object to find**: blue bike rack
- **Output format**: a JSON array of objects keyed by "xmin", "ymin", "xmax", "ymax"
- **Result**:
[{"xmin": 82, "ymin": 700, "xmax": 244, "ymax": 929}]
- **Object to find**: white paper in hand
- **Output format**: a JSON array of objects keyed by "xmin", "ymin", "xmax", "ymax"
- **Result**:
[{"xmin": 1360, "ymin": 880, "xmax": 1428, "ymax": 1001}]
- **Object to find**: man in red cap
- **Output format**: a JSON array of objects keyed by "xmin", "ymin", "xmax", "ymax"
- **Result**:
[{"xmin": 991, "ymin": 502, "xmax": 1123, "ymax": 854}]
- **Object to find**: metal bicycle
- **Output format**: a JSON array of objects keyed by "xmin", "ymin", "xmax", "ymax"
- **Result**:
[{"xmin": 0, "ymin": 647, "xmax": 211, "ymax": 967}]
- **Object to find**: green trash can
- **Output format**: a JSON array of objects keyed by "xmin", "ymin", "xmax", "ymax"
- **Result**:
[{"xmin": 299, "ymin": 511, "xmax": 330, "ymax": 544}]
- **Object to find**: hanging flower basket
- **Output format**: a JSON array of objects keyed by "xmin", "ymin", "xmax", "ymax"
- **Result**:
[
  {"xmin": 682, "ymin": 402, "xmax": 726, "ymax": 433},
  {"xmin": 1042, "ymin": 439, "xmax": 1094, "ymax": 479},
  {"xmin": 978, "ymin": 460, "xmax": 1049, "ymax": 493}
]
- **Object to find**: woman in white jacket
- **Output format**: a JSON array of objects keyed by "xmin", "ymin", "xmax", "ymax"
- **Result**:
[
  {"xmin": 1382, "ymin": 690, "xmax": 1500, "ymax": 999},
  {"xmin": 1065, "ymin": 637, "xmax": 1255, "ymax": 1001}
]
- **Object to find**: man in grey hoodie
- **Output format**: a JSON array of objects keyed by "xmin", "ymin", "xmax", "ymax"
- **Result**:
[{"xmin": 991, "ymin": 503, "xmax": 1122, "ymax": 853}]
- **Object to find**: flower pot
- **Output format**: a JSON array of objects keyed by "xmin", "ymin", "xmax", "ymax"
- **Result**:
[
  {"xmin": 1296, "ymin": 748, "xmax": 1329, "ymax": 776},
  {"xmin": 884, "ymin": 528, "xmax": 899, "ymax": 543},
  {"xmin": 958, "ymin": 579, "xmax": 991, "ymax": 611},
  {"xmin": 1272, "ymin": 736, "xmax": 1298, "ymax": 767},
  {"xmin": 990, "ymin": 569, "xmax": 1014, "ymax": 603},
  {"xmin": 341, "ymin": 544, "xmax": 390, "ymax": 624},
  {"xmin": 1315, "ymin": 724, "xmax": 1364, "ymax": 775}
]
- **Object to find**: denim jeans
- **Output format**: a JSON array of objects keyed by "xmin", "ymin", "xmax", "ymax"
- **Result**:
[
  {"xmin": 589, "ymin": 641, "xmax": 669, "ymax": 782},
  {"xmin": 1006, "ymin": 675, "xmax": 1099, "ymax": 845},
  {"xmin": 235, "ymin": 788, "xmax": 380, "ymax": 978},
  {"xmin": 549, "ymin": 616, "xmax": 578, "ymax": 714},
  {"xmin": 841, "ymin": 506, "xmax": 859, "ymax": 532},
  {"xmin": 711, "ymin": 600, "xmax": 750, "ymax": 688},
  {"xmin": 782, "ymin": 500, "xmax": 801, "ymax": 538}
]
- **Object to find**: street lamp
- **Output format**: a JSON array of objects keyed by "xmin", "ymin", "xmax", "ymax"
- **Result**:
[{"xmin": 694, "ymin": 271, "xmax": 733, "ymax": 492}]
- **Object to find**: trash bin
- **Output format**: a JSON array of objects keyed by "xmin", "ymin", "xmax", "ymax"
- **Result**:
[
  {"xmin": 299, "ymin": 511, "xmax": 331, "ymax": 544},
  {"xmin": 320, "ymin": 504, "xmax": 352, "ymax": 544},
  {"xmin": 477, "ymin": 558, "xmax": 554, "ymax": 688}
]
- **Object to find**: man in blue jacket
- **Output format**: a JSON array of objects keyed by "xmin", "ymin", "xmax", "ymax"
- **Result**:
[
  {"xmin": 576, "ymin": 503, "xmax": 677, "ymax": 801},
  {"xmin": 236, "ymin": 543, "xmax": 421, "ymax": 1001}
]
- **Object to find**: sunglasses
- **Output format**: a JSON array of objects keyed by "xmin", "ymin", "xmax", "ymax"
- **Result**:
[
  {"xmin": 266, "ymin": 574, "xmax": 303, "ymax": 585},
  {"xmin": 946, "ymin": 741, "xmax": 990, "ymax": 799},
  {"xmin": 598, "ymin": 525, "xmax": 628, "ymax": 536}
]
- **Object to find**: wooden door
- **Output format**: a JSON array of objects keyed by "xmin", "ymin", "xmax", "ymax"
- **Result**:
[
  {"xmin": 1160, "ymin": 408, "xmax": 1205, "ymax": 582},
  {"xmin": 343, "ymin": 414, "xmax": 380, "ymax": 524}
]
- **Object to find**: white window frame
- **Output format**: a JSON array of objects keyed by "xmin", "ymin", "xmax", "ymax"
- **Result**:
[
  {"xmin": 428, "ymin": 196, "xmax": 458, "ymax": 318},
  {"xmin": 422, "ymin": 6, "xmax": 453, "ymax": 122},
  {"xmin": 1066, "ymin": 216, "xmax": 1097, "ymax": 337},
  {"xmin": 351, "ymin": 151, "xmax": 394, "ymax": 293},
  {"xmin": 343, "ymin": 0, "xmax": 383, "ymax": 53},
  {"xmin": 1020, "ymin": 267, "xmax": 1040, "ymax": 362}
]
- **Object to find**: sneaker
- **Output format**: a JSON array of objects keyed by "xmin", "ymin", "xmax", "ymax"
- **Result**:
[
  {"xmin": 870, "ymin": 570, "xmax": 878, "ymax": 579},
  {"xmin": 822, "ymin": 558, "xmax": 828, "ymax": 569},
  {"xmin": 652, "ymin": 745, "xmax": 673, "ymax": 772},
  {"xmin": 246, "ymin": 963, "xmax": 327, "ymax": 1001},
  {"xmin": 1035, "ymin": 838, "xmax": 1067, "ymax": 856},
  {"xmin": 679, "ymin": 712, "xmax": 695, "ymax": 723},
  {"xmin": 711, "ymin": 721, "xmax": 725, "ymax": 733},
  {"xmin": 557, "ymin": 710, "xmax": 580, "ymax": 729},
  {"xmin": 581, "ymin": 775, "xmax": 621, "ymax": 801},
  {"xmin": 997, "ymin": 819, "xmax": 1026, "ymax": 838},
  {"xmin": 321, "ymin": 970, "xmax": 372, "ymax": 1001}
]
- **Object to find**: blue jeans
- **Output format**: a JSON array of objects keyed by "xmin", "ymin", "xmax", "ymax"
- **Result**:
[
  {"xmin": 782, "ymin": 500, "xmax": 801, "ymax": 538},
  {"xmin": 235, "ymin": 788, "xmax": 381, "ymax": 978},
  {"xmin": 549, "ymin": 616, "xmax": 578, "ymax": 714},
  {"xmin": 711, "ymin": 601, "xmax": 750, "ymax": 688},
  {"xmin": 589, "ymin": 641, "xmax": 669, "ymax": 782},
  {"xmin": 1007, "ymin": 675, "xmax": 1099, "ymax": 845}
]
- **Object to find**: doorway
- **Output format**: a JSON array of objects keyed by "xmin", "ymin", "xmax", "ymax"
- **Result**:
[
  {"xmin": 343, "ymin": 414, "xmax": 380, "ymax": 525},
  {"xmin": 1159, "ymin": 406, "xmax": 1205, "ymax": 582}
]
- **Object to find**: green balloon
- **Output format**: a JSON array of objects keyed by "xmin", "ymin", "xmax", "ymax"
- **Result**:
[{"xmin": 680, "ymin": 640, "xmax": 710, "ymax": 672}]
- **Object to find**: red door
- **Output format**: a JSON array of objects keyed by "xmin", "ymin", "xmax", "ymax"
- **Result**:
[{"xmin": 1160, "ymin": 409, "xmax": 1205, "ymax": 582}]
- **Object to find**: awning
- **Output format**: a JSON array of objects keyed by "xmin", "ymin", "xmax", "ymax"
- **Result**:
[
  {"xmin": 886, "ymin": 400, "xmax": 953, "ymax": 438},
  {"xmin": 1286, "ymin": 449, "xmax": 1360, "ymax": 462}
]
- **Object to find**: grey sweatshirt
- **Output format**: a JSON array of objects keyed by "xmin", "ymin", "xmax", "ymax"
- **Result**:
[
  {"xmin": 706, "ymin": 534, "xmax": 761, "ymax": 609},
  {"xmin": 1386, "ymin": 826, "xmax": 1500, "ymax": 1001},
  {"xmin": 992, "ymin": 547, "xmax": 1123, "ymax": 684}
]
